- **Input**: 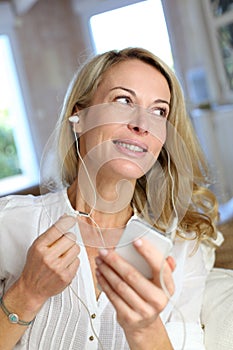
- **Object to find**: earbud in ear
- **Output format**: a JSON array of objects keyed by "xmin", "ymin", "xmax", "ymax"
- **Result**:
[{"xmin": 69, "ymin": 115, "xmax": 80, "ymax": 123}]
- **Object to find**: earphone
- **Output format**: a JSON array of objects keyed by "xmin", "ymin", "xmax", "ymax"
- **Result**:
[{"xmin": 69, "ymin": 114, "xmax": 80, "ymax": 123}]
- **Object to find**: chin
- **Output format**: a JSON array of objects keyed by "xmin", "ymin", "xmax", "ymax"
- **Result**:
[{"xmin": 108, "ymin": 159, "xmax": 153, "ymax": 180}]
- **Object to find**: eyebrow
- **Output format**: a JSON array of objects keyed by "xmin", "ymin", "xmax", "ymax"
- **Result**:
[{"xmin": 109, "ymin": 86, "xmax": 170, "ymax": 106}]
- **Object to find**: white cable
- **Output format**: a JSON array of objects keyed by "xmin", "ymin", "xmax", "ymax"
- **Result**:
[
  {"xmin": 88, "ymin": 215, "xmax": 106, "ymax": 248},
  {"xmin": 167, "ymin": 150, "xmax": 178, "ymax": 223},
  {"xmin": 74, "ymin": 131, "xmax": 106, "ymax": 249},
  {"xmin": 69, "ymin": 285, "xmax": 105, "ymax": 350},
  {"xmin": 72, "ymin": 130, "xmax": 107, "ymax": 349},
  {"xmin": 166, "ymin": 150, "xmax": 178, "ymax": 241},
  {"xmin": 74, "ymin": 131, "xmax": 97, "ymax": 217},
  {"xmin": 159, "ymin": 148, "xmax": 187, "ymax": 350}
]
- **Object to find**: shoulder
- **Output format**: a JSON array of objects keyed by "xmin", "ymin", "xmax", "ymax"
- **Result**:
[
  {"xmin": 0, "ymin": 189, "xmax": 69, "ymax": 246},
  {"xmin": 172, "ymin": 230, "xmax": 224, "ymax": 278},
  {"xmin": 0, "ymin": 189, "xmax": 66, "ymax": 212},
  {"xmin": 0, "ymin": 194, "xmax": 42, "ymax": 230},
  {"xmin": 0, "ymin": 189, "xmax": 68, "ymax": 222}
]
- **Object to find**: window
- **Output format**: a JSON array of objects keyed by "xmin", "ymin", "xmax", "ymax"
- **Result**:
[
  {"xmin": 0, "ymin": 34, "xmax": 38, "ymax": 196},
  {"xmin": 203, "ymin": 0, "xmax": 233, "ymax": 97},
  {"xmin": 210, "ymin": 0, "xmax": 233, "ymax": 17},
  {"xmin": 217, "ymin": 22, "xmax": 233, "ymax": 90},
  {"xmin": 89, "ymin": 0, "xmax": 173, "ymax": 68}
]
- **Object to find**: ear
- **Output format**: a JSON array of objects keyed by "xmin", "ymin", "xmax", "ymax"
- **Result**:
[{"xmin": 69, "ymin": 106, "xmax": 83, "ymax": 133}]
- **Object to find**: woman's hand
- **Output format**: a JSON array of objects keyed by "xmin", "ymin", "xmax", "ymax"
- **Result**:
[
  {"xmin": 0, "ymin": 215, "xmax": 80, "ymax": 350},
  {"xmin": 15, "ymin": 214, "xmax": 80, "ymax": 312},
  {"xmin": 95, "ymin": 238, "xmax": 175, "ymax": 349}
]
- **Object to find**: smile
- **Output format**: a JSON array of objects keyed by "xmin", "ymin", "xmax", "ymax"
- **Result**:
[{"xmin": 113, "ymin": 140, "xmax": 147, "ymax": 153}]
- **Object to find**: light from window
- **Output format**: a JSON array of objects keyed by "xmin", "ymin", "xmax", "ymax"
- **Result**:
[
  {"xmin": 0, "ymin": 35, "xmax": 38, "ymax": 196},
  {"xmin": 90, "ymin": 0, "xmax": 173, "ymax": 68}
]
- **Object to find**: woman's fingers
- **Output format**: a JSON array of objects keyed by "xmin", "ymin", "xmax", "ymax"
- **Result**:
[
  {"xmin": 98, "ymin": 238, "xmax": 175, "ymax": 296},
  {"xmin": 32, "ymin": 214, "xmax": 79, "ymax": 261},
  {"xmin": 45, "ymin": 232, "xmax": 78, "ymax": 261},
  {"xmin": 60, "ymin": 242, "xmax": 80, "ymax": 268},
  {"xmin": 96, "ymin": 256, "xmax": 165, "ymax": 317},
  {"xmin": 96, "ymin": 247, "xmax": 172, "ymax": 312},
  {"xmin": 166, "ymin": 255, "xmax": 176, "ymax": 272},
  {"xmin": 133, "ymin": 238, "xmax": 175, "ymax": 296},
  {"xmin": 20, "ymin": 215, "xmax": 80, "ymax": 302},
  {"xmin": 38, "ymin": 214, "xmax": 76, "ymax": 246},
  {"xmin": 96, "ymin": 268, "xmax": 155, "ymax": 329}
]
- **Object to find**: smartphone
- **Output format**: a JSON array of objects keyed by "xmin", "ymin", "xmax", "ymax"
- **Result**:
[{"xmin": 115, "ymin": 218, "xmax": 173, "ymax": 279}]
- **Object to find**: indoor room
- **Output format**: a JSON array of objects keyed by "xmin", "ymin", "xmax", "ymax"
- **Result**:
[{"xmin": 0, "ymin": 1, "xmax": 233, "ymax": 349}]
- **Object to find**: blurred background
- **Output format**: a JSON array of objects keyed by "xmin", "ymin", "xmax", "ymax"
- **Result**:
[{"xmin": 0, "ymin": 0, "xmax": 233, "ymax": 266}]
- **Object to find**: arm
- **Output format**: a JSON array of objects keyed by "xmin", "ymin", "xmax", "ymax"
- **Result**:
[
  {"xmin": 95, "ymin": 239, "xmax": 175, "ymax": 350},
  {"xmin": 0, "ymin": 215, "xmax": 80, "ymax": 350}
]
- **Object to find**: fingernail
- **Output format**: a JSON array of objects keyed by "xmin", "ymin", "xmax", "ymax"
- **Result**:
[
  {"xmin": 134, "ymin": 239, "xmax": 142, "ymax": 247},
  {"xmin": 99, "ymin": 248, "xmax": 108, "ymax": 257}
]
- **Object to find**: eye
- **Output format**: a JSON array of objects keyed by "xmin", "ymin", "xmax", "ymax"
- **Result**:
[
  {"xmin": 115, "ymin": 96, "xmax": 133, "ymax": 105},
  {"xmin": 150, "ymin": 107, "xmax": 168, "ymax": 118}
]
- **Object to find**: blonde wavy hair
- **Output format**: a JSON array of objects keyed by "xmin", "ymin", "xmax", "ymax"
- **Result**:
[{"xmin": 57, "ymin": 47, "xmax": 218, "ymax": 243}]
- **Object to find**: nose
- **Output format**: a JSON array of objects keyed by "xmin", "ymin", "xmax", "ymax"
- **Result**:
[
  {"xmin": 127, "ymin": 110, "xmax": 149, "ymax": 135},
  {"xmin": 127, "ymin": 123, "xmax": 148, "ymax": 135}
]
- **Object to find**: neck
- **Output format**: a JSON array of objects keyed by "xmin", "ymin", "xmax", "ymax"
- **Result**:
[{"xmin": 68, "ymin": 178, "xmax": 134, "ymax": 229}]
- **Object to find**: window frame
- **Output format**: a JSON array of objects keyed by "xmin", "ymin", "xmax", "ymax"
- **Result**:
[
  {"xmin": 0, "ymin": 3, "xmax": 39, "ymax": 196},
  {"xmin": 202, "ymin": 0, "xmax": 233, "ymax": 102},
  {"xmin": 87, "ymin": 0, "xmax": 173, "ymax": 69}
]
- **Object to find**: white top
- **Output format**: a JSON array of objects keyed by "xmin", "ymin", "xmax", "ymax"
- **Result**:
[{"xmin": 0, "ymin": 189, "xmax": 214, "ymax": 350}]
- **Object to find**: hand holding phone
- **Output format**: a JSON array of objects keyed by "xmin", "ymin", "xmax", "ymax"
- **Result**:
[{"xmin": 115, "ymin": 218, "xmax": 173, "ymax": 279}]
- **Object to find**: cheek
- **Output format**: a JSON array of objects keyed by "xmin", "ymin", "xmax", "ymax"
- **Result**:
[
  {"xmin": 79, "ymin": 125, "xmax": 116, "ymax": 163},
  {"xmin": 79, "ymin": 128, "xmax": 104, "ymax": 153},
  {"xmin": 85, "ymin": 131, "xmax": 99, "ymax": 151},
  {"xmin": 150, "ymin": 136, "xmax": 164, "ymax": 157}
]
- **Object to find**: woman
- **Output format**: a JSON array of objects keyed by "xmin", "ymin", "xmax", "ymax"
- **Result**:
[{"xmin": 0, "ymin": 48, "xmax": 218, "ymax": 350}]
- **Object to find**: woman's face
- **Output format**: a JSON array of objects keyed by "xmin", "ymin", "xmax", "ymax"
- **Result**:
[{"xmin": 77, "ymin": 59, "xmax": 171, "ymax": 182}]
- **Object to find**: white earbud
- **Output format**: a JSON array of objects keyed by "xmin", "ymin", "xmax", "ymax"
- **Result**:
[{"xmin": 69, "ymin": 115, "xmax": 80, "ymax": 123}]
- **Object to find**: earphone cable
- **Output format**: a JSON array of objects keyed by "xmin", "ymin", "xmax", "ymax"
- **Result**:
[
  {"xmin": 69, "ymin": 285, "xmax": 105, "ymax": 350},
  {"xmin": 74, "ymin": 131, "xmax": 97, "ymax": 218},
  {"xmin": 160, "ymin": 148, "xmax": 186, "ymax": 350}
]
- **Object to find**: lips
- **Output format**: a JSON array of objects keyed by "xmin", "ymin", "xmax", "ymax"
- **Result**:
[{"xmin": 113, "ymin": 139, "xmax": 148, "ymax": 153}]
